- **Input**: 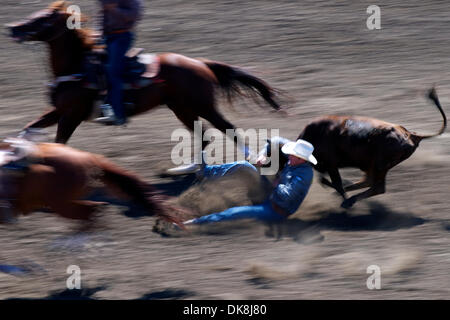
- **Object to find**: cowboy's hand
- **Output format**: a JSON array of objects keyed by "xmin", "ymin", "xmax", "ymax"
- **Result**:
[{"xmin": 256, "ymin": 154, "xmax": 268, "ymax": 167}]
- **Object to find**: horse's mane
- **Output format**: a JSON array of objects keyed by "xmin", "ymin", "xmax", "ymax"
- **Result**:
[{"xmin": 50, "ymin": 0, "xmax": 96, "ymax": 49}]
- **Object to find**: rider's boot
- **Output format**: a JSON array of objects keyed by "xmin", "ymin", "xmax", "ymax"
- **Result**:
[{"xmin": 93, "ymin": 104, "xmax": 127, "ymax": 126}]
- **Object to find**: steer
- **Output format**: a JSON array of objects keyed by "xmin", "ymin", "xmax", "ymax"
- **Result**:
[
  {"xmin": 261, "ymin": 88, "xmax": 447, "ymax": 208},
  {"xmin": 301, "ymin": 88, "xmax": 447, "ymax": 208}
]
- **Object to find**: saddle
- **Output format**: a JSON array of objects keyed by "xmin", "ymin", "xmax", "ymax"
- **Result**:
[{"xmin": 81, "ymin": 47, "xmax": 161, "ymax": 91}]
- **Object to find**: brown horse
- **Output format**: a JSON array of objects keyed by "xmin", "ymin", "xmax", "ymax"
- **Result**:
[
  {"xmin": 7, "ymin": 1, "xmax": 282, "ymax": 155},
  {"xmin": 0, "ymin": 138, "xmax": 184, "ymax": 227}
]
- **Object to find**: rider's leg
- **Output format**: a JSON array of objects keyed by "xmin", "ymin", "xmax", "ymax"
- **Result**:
[{"xmin": 105, "ymin": 32, "xmax": 133, "ymax": 124}]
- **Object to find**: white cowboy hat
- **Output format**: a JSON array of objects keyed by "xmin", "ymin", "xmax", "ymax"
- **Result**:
[{"xmin": 281, "ymin": 139, "xmax": 317, "ymax": 165}]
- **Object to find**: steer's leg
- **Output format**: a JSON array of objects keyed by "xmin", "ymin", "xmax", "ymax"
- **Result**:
[
  {"xmin": 319, "ymin": 176, "xmax": 333, "ymax": 188},
  {"xmin": 325, "ymin": 167, "xmax": 347, "ymax": 199},
  {"xmin": 344, "ymin": 173, "xmax": 372, "ymax": 192},
  {"xmin": 341, "ymin": 170, "xmax": 387, "ymax": 209}
]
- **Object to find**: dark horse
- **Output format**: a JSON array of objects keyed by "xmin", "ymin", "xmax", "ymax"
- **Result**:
[{"xmin": 7, "ymin": 1, "xmax": 282, "ymax": 155}]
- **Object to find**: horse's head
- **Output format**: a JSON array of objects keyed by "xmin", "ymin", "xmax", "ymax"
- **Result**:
[{"xmin": 6, "ymin": 1, "xmax": 73, "ymax": 43}]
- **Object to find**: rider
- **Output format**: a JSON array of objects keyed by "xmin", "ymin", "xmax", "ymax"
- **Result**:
[
  {"xmin": 94, "ymin": 0, "xmax": 143, "ymax": 126},
  {"xmin": 183, "ymin": 139, "xmax": 316, "ymax": 226}
]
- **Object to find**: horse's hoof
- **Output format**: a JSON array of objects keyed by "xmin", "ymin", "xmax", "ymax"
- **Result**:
[
  {"xmin": 341, "ymin": 198, "xmax": 355, "ymax": 209},
  {"xmin": 166, "ymin": 163, "xmax": 201, "ymax": 176}
]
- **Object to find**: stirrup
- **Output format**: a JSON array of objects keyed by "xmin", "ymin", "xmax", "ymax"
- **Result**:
[
  {"xmin": 93, "ymin": 115, "xmax": 127, "ymax": 126},
  {"xmin": 99, "ymin": 103, "xmax": 114, "ymax": 118}
]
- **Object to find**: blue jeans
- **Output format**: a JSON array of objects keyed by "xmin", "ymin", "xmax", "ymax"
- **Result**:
[
  {"xmin": 191, "ymin": 200, "xmax": 284, "ymax": 224},
  {"xmin": 192, "ymin": 161, "xmax": 282, "ymax": 224},
  {"xmin": 202, "ymin": 160, "xmax": 258, "ymax": 178},
  {"xmin": 106, "ymin": 32, "xmax": 133, "ymax": 121}
]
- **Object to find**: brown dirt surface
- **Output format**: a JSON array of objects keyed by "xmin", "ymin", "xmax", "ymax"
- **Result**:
[{"xmin": 0, "ymin": 0, "xmax": 449, "ymax": 299}]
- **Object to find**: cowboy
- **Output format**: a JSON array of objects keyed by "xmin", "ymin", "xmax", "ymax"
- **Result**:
[
  {"xmin": 183, "ymin": 139, "xmax": 316, "ymax": 226},
  {"xmin": 94, "ymin": 0, "xmax": 143, "ymax": 126}
]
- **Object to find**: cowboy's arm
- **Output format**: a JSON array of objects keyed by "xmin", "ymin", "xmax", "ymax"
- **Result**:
[{"xmin": 270, "ymin": 175, "xmax": 309, "ymax": 214}]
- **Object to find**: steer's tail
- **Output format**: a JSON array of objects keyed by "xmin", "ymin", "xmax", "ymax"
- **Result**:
[
  {"xmin": 201, "ymin": 59, "xmax": 282, "ymax": 111},
  {"xmin": 415, "ymin": 88, "xmax": 447, "ymax": 140}
]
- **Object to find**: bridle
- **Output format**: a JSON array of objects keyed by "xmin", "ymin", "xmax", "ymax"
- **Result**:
[
  {"xmin": 14, "ymin": 11, "xmax": 68, "ymax": 44},
  {"xmin": 20, "ymin": 15, "xmax": 85, "ymax": 87}
]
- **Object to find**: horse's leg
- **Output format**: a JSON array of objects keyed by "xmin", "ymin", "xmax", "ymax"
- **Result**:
[
  {"xmin": 55, "ymin": 115, "xmax": 83, "ymax": 144},
  {"xmin": 23, "ymin": 109, "xmax": 60, "ymax": 130},
  {"xmin": 169, "ymin": 105, "xmax": 199, "ymax": 130},
  {"xmin": 200, "ymin": 108, "xmax": 254, "ymax": 160},
  {"xmin": 165, "ymin": 103, "xmax": 207, "ymax": 174},
  {"xmin": 341, "ymin": 170, "xmax": 387, "ymax": 209},
  {"xmin": 49, "ymin": 200, "xmax": 105, "ymax": 220}
]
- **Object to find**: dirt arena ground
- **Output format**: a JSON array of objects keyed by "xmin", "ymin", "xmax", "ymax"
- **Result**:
[{"xmin": 0, "ymin": 0, "xmax": 449, "ymax": 299}]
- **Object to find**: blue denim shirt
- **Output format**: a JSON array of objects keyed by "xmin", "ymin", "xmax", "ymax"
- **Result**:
[{"xmin": 270, "ymin": 162, "xmax": 313, "ymax": 215}]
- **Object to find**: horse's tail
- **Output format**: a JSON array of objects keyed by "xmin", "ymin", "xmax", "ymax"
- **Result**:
[
  {"xmin": 200, "ymin": 59, "xmax": 282, "ymax": 111},
  {"xmin": 94, "ymin": 156, "xmax": 185, "ymax": 229}
]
